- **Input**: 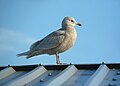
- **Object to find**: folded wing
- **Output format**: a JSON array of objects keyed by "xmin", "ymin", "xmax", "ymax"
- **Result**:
[{"xmin": 30, "ymin": 29, "xmax": 65, "ymax": 51}]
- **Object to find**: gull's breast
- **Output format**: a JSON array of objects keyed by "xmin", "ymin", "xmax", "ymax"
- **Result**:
[{"xmin": 57, "ymin": 28, "xmax": 77, "ymax": 53}]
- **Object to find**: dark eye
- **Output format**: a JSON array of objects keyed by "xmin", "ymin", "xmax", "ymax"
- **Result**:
[{"xmin": 71, "ymin": 20, "xmax": 74, "ymax": 22}]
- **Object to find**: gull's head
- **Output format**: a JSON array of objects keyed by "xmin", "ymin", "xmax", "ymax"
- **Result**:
[{"xmin": 62, "ymin": 16, "xmax": 81, "ymax": 28}]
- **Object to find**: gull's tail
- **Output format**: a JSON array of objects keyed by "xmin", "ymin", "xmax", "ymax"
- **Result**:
[{"xmin": 16, "ymin": 51, "xmax": 31, "ymax": 58}]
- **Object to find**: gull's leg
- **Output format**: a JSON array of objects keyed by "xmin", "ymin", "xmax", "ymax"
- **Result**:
[
  {"xmin": 55, "ymin": 52, "xmax": 67, "ymax": 64},
  {"xmin": 56, "ymin": 52, "xmax": 60, "ymax": 64}
]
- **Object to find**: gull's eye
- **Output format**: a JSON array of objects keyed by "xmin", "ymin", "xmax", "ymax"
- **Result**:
[{"xmin": 71, "ymin": 20, "xmax": 74, "ymax": 22}]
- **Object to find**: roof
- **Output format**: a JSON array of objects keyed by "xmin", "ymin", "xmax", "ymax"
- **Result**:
[{"xmin": 0, "ymin": 63, "xmax": 120, "ymax": 86}]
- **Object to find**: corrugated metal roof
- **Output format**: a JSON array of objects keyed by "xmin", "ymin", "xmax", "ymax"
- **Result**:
[{"xmin": 0, "ymin": 63, "xmax": 120, "ymax": 86}]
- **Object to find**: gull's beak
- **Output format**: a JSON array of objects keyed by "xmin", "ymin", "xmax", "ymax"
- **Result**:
[{"xmin": 76, "ymin": 23, "xmax": 82, "ymax": 26}]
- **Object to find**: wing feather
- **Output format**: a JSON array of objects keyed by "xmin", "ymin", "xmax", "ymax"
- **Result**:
[{"xmin": 30, "ymin": 29, "xmax": 65, "ymax": 50}]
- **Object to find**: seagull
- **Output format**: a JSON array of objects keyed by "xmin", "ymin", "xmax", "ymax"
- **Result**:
[{"xmin": 17, "ymin": 16, "xmax": 82, "ymax": 64}]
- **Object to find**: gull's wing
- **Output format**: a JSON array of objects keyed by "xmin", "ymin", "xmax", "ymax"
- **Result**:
[{"xmin": 30, "ymin": 29, "xmax": 65, "ymax": 51}]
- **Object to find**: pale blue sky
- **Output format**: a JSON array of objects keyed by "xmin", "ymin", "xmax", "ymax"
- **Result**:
[{"xmin": 0, "ymin": 0, "xmax": 120, "ymax": 66}]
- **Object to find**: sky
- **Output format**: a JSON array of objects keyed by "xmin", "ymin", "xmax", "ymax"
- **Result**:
[{"xmin": 0, "ymin": 0, "xmax": 120, "ymax": 66}]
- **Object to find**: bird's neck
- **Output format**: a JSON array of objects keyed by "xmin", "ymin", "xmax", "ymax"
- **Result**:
[{"xmin": 62, "ymin": 25, "xmax": 74, "ymax": 30}]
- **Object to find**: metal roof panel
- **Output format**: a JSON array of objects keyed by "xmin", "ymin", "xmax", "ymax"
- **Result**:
[{"xmin": 0, "ymin": 63, "xmax": 120, "ymax": 86}]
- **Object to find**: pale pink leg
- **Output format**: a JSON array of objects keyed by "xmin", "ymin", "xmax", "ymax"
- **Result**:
[{"xmin": 56, "ymin": 52, "xmax": 60, "ymax": 64}]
